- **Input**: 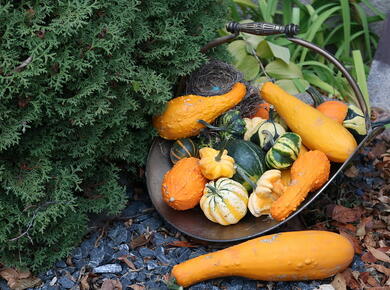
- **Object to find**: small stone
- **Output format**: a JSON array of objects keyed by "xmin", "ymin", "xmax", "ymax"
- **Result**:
[
  {"xmin": 88, "ymin": 246, "xmax": 105, "ymax": 267},
  {"xmin": 74, "ymin": 259, "xmax": 87, "ymax": 269},
  {"xmin": 49, "ymin": 276, "xmax": 57, "ymax": 286},
  {"xmin": 138, "ymin": 247, "xmax": 154, "ymax": 257},
  {"xmin": 155, "ymin": 246, "xmax": 170, "ymax": 264},
  {"xmin": 71, "ymin": 247, "xmax": 83, "ymax": 260},
  {"xmin": 143, "ymin": 216, "xmax": 162, "ymax": 231},
  {"xmin": 72, "ymin": 271, "xmax": 81, "ymax": 280},
  {"xmin": 58, "ymin": 277, "xmax": 75, "ymax": 289},
  {"xmin": 117, "ymin": 244, "xmax": 129, "ymax": 251},
  {"xmin": 0, "ymin": 280, "xmax": 10, "ymax": 290},
  {"xmin": 55, "ymin": 260, "xmax": 67, "ymax": 268},
  {"xmin": 135, "ymin": 272, "xmax": 146, "ymax": 282},
  {"xmin": 108, "ymin": 224, "xmax": 129, "ymax": 244},
  {"xmin": 146, "ymin": 260, "xmax": 159, "ymax": 270},
  {"xmin": 134, "ymin": 214, "xmax": 151, "ymax": 223},
  {"xmin": 112, "ymin": 249, "xmax": 130, "ymax": 260},
  {"xmin": 121, "ymin": 201, "xmax": 148, "ymax": 217},
  {"xmin": 101, "ymin": 273, "xmax": 118, "ymax": 279},
  {"xmin": 93, "ymin": 264, "xmax": 122, "ymax": 274}
]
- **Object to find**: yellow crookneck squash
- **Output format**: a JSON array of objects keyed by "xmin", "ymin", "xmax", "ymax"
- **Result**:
[
  {"xmin": 153, "ymin": 82, "xmax": 246, "ymax": 140},
  {"xmin": 260, "ymin": 82, "xmax": 357, "ymax": 163}
]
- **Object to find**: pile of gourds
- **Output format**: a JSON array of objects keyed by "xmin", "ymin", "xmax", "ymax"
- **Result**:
[{"xmin": 154, "ymin": 81, "xmax": 366, "ymax": 225}]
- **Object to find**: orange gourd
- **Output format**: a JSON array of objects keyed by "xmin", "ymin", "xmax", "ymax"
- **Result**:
[
  {"xmin": 172, "ymin": 230, "xmax": 354, "ymax": 287},
  {"xmin": 162, "ymin": 157, "xmax": 207, "ymax": 210},
  {"xmin": 316, "ymin": 100, "xmax": 348, "ymax": 123},
  {"xmin": 153, "ymin": 82, "xmax": 246, "ymax": 140},
  {"xmin": 298, "ymin": 143, "xmax": 309, "ymax": 158},
  {"xmin": 260, "ymin": 82, "xmax": 357, "ymax": 162},
  {"xmin": 252, "ymin": 102, "xmax": 270, "ymax": 119},
  {"xmin": 270, "ymin": 150, "xmax": 330, "ymax": 221}
]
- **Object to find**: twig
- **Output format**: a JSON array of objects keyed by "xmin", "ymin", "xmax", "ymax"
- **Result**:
[
  {"xmin": 13, "ymin": 56, "xmax": 33, "ymax": 73},
  {"xmin": 8, "ymin": 201, "xmax": 71, "ymax": 242}
]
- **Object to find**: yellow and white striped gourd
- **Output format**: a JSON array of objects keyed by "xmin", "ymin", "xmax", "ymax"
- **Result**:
[
  {"xmin": 248, "ymin": 169, "xmax": 285, "ymax": 217},
  {"xmin": 200, "ymin": 178, "xmax": 248, "ymax": 226}
]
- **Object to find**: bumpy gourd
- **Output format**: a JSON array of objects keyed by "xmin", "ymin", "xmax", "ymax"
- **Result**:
[
  {"xmin": 316, "ymin": 100, "xmax": 348, "ymax": 124},
  {"xmin": 243, "ymin": 117, "xmax": 266, "ymax": 141},
  {"xmin": 252, "ymin": 102, "xmax": 270, "ymax": 119},
  {"xmin": 153, "ymin": 82, "xmax": 246, "ymax": 140},
  {"xmin": 200, "ymin": 178, "xmax": 248, "ymax": 225},
  {"xmin": 199, "ymin": 147, "xmax": 235, "ymax": 180},
  {"xmin": 271, "ymin": 150, "xmax": 330, "ymax": 221},
  {"xmin": 170, "ymin": 138, "xmax": 198, "ymax": 164},
  {"xmin": 265, "ymin": 132, "xmax": 302, "ymax": 169},
  {"xmin": 162, "ymin": 157, "xmax": 208, "ymax": 210},
  {"xmin": 248, "ymin": 170, "xmax": 286, "ymax": 217},
  {"xmin": 261, "ymin": 82, "xmax": 357, "ymax": 162},
  {"xmin": 172, "ymin": 230, "xmax": 354, "ymax": 287}
]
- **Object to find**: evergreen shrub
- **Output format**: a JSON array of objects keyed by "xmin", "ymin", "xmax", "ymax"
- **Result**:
[{"xmin": 0, "ymin": 0, "xmax": 226, "ymax": 270}]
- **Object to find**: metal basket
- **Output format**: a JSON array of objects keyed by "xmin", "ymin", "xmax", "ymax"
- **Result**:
[{"xmin": 146, "ymin": 22, "xmax": 389, "ymax": 243}]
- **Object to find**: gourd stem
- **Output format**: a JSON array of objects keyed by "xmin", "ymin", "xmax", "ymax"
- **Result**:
[
  {"xmin": 206, "ymin": 184, "xmax": 224, "ymax": 199},
  {"xmin": 235, "ymin": 165, "xmax": 257, "ymax": 191},
  {"xmin": 215, "ymin": 139, "xmax": 228, "ymax": 162},
  {"xmin": 197, "ymin": 119, "xmax": 226, "ymax": 132},
  {"xmin": 307, "ymin": 86, "xmax": 324, "ymax": 106}
]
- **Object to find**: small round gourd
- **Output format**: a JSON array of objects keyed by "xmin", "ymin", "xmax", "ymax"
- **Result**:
[
  {"xmin": 250, "ymin": 120, "xmax": 286, "ymax": 151},
  {"xmin": 343, "ymin": 104, "xmax": 367, "ymax": 137},
  {"xmin": 170, "ymin": 138, "xmax": 198, "ymax": 164},
  {"xmin": 265, "ymin": 132, "xmax": 301, "ymax": 169},
  {"xmin": 200, "ymin": 178, "xmax": 248, "ymax": 225}
]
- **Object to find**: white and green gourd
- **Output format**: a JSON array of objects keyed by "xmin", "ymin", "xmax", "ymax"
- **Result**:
[
  {"xmin": 200, "ymin": 178, "xmax": 249, "ymax": 226},
  {"xmin": 265, "ymin": 132, "xmax": 301, "ymax": 169}
]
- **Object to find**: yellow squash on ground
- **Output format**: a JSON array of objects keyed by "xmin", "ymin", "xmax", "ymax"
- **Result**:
[
  {"xmin": 260, "ymin": 82, "xmax": 357, "ymax": 162},
  {"xmin": 172, "ymin": 230, "xmax": 354, "ymax": 287},
  {"xmin": 153, "ymin": 82, "xmax": 246, "ymax": 140}
]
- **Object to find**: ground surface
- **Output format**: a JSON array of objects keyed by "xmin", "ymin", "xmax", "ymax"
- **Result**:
[{"xmin": 0, "ymin": 119, "xmax": 387, "ymax": 290}]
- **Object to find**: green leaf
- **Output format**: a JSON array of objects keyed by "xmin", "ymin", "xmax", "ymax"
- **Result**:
[
  {"xmin": 303, "ymin": 72, "xmax": 341, "ymax": 97},
  {"xmin": 275, "ymin": 79, "xmax": 299, "ymax": 95},
  {"xmin": 292, "ymin": 78, "xmax": 309, "ymax": 93},
  {"xmin": 352, "ymin": 50, "xmax": 370, "ymax": 114},
  {"xmin": 282, "ymin": 0, "xmax": 292, "ymax": 24},
  {"xmin": 340, "ymin": 0, "xmax": 351, "ymax": 59},
  {"xmin": 353, "ymin": 2, "xmax": 372, "ymax": 60},
  {"xmin": 244, "ymin": 34, "xmax": 265, "ymax": 50},
  {"xmin": 360, "ymin": 0, "xmax": 386, "ymax": 20},
  {"xmin": 233, "ymin": 0, "xmax": 257, "ymax": 10},
  {"xmin": 227, "ymin": 40, "xmax": 248, "ymax": 63},
  {"xmin": 265, "ymin": 59, "xmax": 303, "ymax": 79},
  {"xmin": 236, "ymin": 55, "xmax": 260, "ymax": 81},
  {"xmin": 256, "ymin": 40, "xmax": 290, "ymax": 64},
  {"xmin": 298, "ymin": 61, "xmax": 335, "ymax": 74},
  {"xmin": 291, "ymin": 7, "xmax": 300, "ymax": 25}
]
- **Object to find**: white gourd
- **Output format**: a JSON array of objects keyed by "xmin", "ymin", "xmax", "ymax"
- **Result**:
[
  {"xmin": 243, "ymin": 117, "xmax": 266, "ymax": 141},
  {"xmin": 248, "ymin": 169, "xmax": 285, "ymax": 217},
  {"xmin": 200, "ymin": 178, "xmax": 248, "ymax": 225}
]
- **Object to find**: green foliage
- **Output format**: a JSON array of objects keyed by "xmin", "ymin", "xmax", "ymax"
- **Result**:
[
  {"xmin": 0, "ymin": 0, "xmax": 227, "ymax": 271},
  {"xmin": 226, "ymin": 0, "xmax": 381, "ymax": 104}
]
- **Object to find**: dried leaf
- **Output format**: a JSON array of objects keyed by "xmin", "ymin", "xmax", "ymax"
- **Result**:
[
  {"xmin": 129, "ymin": 284, "xmax": 145, "ymax": 290},
  {"xmin": 130, "ymin": 232, "xmax": 152, "ymax": 249},
  {"xmin": 167, "ymin": 241, "xmax": 198, "ymax": 248},
  {"xmin": 340, "ymin": 269, "xmax": 361, "ymax": 289},
  {"xmin": 367, "ymin": 246, "xmax": 390, "ymax": 263},
  {"xmin": 363, "ymin": 232, "xmax": 378, "ymax": 248},
  {"xmin": 344, "ymin": 165, "xmax": 359, "ymax": 178},
  {"xmin": 367, "ymin": 275, "xmax": 380, "ymax": 287},
  {"xmin": 331, "ymin": 273, "xmax": 347, "ymax": 290},
  {"xmin": 80, "ymin": 274, "xmax": 90, "ymax": 290},
  {"xmin": 361, "ymin": 251, "xmax": 377, "ymax": 263},
  {"xmin": 117, "ymin": 255, "xmax": 137, "ymax": 270},
  {"xmin": 0, "ymin": 268, "xmax": 41, "ymax": 290},
  {"xmin": 101, "ymin": 279, "xmax": 122, "ymax": 290},
  {"xmin": 332, "ymin": 205, "xmax": 362, "ymax": 223},
  {"xmin": 369, "ymin": 264, "xmax": 390, "ymax": 276},
  {"xmin": 356, "ymin": 216, "xmax": 373, "ymax": 237},
  {"xmin": 339, "ymin": 231, "xmax": 362, "ymax": 254}
]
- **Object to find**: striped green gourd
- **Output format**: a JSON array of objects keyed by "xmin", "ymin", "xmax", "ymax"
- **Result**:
[
  {"xmin": 170, "ymin": 138, "xmax": 198, "ymax": 164},
  {"xmin": 265, "ymin": 132, "xmax": 302, "ymax": 169},
  {"xmin": 343, "ymin": 104, "xmax": 367, "ymax": 138}
]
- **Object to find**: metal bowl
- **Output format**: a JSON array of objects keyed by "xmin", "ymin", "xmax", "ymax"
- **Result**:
[{"xmin": 145, "ymin": 21, "xmax": 387, "ymax": 243}]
